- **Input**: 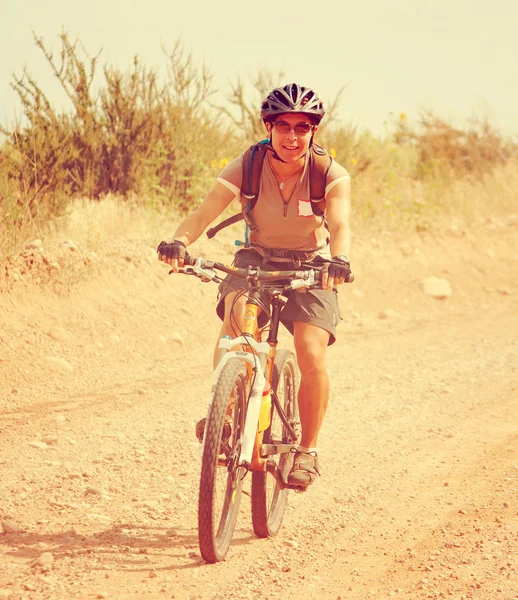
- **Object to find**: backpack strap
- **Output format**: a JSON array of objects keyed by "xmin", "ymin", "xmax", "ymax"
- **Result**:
[
  {"xmin": 309, "ymin": 144, "xmax": 332, "ymax": 219},
  {"xmin": 206, "ymin": 140, "xmax": 270, "ymax": 241},
  {"xmin": 206, "ymin": 212, "xmax": 244, "ymax": 239},
  {"xmin": 241, "ymin": 140, "xmax": 271, "ymax": 232}
]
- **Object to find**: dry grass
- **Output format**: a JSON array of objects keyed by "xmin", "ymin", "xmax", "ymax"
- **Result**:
[
  {"xmin": 352, "ymin": 159, "xmax": 518, "ymax": 233},
  {"xmin": 45, "ymin": 195, "xmax": 175, "ymax": 251},
  {"xmin": 40, "ymin": 160, "xmax": 518, "ymax": 256}
]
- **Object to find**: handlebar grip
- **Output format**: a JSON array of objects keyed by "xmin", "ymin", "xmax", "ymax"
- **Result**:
[
  {"xmin": 183, "ymin": 253, "xmax": 194, "ymax": 266},
  {"xmin": 313, "ymin": 268, "xmax": 354, "ymax": 284}
]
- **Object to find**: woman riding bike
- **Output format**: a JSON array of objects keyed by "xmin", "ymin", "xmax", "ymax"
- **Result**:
[{"xmin": 158, "ymin": 82, "xmax": 353, "ymax": 490}]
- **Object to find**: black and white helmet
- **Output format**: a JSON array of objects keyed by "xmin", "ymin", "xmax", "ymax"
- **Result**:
[{"xmin": 261, "ymin": 83, "xmax": 325, "ymax": 124}]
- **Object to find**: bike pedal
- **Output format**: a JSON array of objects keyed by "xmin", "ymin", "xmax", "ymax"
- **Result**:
[{"xmin": 283, "ymin": 482, "xmax": 308, "ymax": 493}]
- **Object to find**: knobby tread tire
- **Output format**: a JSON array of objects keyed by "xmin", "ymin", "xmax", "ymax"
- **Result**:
[
  {"xmin": 251, "ymin": 349, "xmax": 300, "ymax": 538},
  {"xmin": 198, "ymin": 358, "xmax": 247, "ymax": 562}
]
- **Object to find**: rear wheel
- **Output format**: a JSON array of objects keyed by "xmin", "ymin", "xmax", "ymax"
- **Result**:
[
  {"xmin": 198, "ymin": 358, "xmax": 248, "ymax": 562},
  {"xmin": 251, "ymin": 349, "xmax": 300, "ymax": 538}
]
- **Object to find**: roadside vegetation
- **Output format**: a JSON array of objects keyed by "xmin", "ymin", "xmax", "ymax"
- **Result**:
[{"xmin": 1, "ymin": 32, "xmax": 516, "ymax": 256}]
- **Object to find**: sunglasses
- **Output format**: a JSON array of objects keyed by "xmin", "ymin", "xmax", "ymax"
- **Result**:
[{"xmin": 272, "ymin": 120, "xmax": 314, "ymax": 135}]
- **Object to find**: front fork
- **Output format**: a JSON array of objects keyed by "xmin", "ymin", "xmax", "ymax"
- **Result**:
[
  {"xmin": 213, "ymin": 336, "xmax": 272, "ymax": 469},
  {"xmin": 214, "ymin": 297, "xmax": 283, "ymax": 471}
]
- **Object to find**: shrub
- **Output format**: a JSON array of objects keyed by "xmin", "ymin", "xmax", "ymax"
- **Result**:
[{"xmin": 1, "ymin": 33, "xmax": 516, "ymax": 253}]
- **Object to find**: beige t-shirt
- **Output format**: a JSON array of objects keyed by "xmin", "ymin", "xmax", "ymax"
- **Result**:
[{"xmin": 217, "ymin": 149, "xmax": 349, "ymax": 255}]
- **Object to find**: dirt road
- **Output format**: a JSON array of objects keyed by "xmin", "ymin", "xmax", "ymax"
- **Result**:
[{"xmin": 1, "ymin": 216, "xmax": 517, "ymax": 599}]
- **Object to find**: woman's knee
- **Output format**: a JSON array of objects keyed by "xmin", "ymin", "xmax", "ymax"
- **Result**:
[{"xmin": 293, "ymin": 323, "xmax": 329, "ymax": 373}]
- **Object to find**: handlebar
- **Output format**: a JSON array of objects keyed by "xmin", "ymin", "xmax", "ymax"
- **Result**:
[
  {"xmin": 183, "ymin": 254, "xmax": 323, "ymax": 283},
  {"xmin": 179, "ymin": 254, "xmax": 354, "ymax": 287}
]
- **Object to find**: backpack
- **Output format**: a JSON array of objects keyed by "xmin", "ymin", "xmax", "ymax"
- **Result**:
[{"xmin": 206, "ymin": 140, "xmax": 332, "ymax": 245}]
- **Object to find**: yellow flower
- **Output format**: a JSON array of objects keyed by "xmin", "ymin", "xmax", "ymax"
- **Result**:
[
  {"xmin": 219, "ymin": 157, "xmax": 229, "ymax": 169},
  {"xmin": 351, "ymin": 158, "xmax": 358, "ymax": 166},
  {"xmin": 329, "ymin": 147, "xmax": 337, "ymax": 159},
  {"xmin": 400, "ymin": 112, "xmax": 407, "ymax": 122},
  {"xmin": 211, "ymin": 159, "xmax": 217, "ymax": 168}
]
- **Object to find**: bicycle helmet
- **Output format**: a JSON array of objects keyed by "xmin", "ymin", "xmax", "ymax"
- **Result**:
[{"xmin": 261, "ymin": 83, "xmax": 326, "ymax": 124}]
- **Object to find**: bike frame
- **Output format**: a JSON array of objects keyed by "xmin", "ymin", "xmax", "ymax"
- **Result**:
[{"xmin": 188, "ymin": 258, "xmax": 317, "ymax": 473}]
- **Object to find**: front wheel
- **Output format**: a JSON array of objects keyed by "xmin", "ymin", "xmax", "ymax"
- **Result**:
[
  {"xmin": 198, "ymin": 358, "xmax": 248, "ymax": 562},
  {"xmin": 251, "ymin": 349, "xmax": 300, "ymax": 538}
]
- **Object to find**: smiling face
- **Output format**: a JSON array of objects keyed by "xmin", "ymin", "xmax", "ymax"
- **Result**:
[{"xmin": 265, "ymin": 113, "xmax": 318, "ymax": 164}]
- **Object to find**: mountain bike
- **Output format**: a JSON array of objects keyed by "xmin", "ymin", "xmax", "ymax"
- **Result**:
[{"xmin": 179, "ymin": 254, "xmax": 325, "ymax": 563}]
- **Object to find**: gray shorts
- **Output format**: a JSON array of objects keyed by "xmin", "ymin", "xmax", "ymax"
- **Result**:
[{"xmin": 216, "ymin": 249, "xmax": 341, "ymax": 345}]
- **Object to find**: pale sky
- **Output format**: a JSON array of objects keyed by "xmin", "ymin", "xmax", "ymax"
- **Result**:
[{"xmin": 1, "ymin": 0, "xmax": 517, "ymax": 137}]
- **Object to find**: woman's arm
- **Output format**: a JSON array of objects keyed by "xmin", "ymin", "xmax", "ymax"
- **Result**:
[
  {"xmin": 325, "ymin": 177, "xmax": 351, "ymax": 259},
  {"xmin": 158, "ymin": 181, "xmax": 237, "ymax": 269},
  {"xmin": 170, "ymin": 181, "xmax": 237, "ymax": 246}
]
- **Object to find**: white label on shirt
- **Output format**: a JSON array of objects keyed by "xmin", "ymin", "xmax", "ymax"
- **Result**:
[{"xmin": 297, "ymin": 199, "xmax": 313, "ymax": 217}]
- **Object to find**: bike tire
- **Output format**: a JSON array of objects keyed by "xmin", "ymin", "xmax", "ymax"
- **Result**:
[
  {"xmin": 198, "ymin": 358, "xmax": 248, "ymax": 562},
  {"xmin": 251, "ymin": 349, "xmax": 300, "ymax": 538}
]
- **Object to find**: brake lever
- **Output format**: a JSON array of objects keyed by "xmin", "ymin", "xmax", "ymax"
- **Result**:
[
  {"xmin": 171, "ymin": 268, "xmax": 195, "ymax": 276},
  {"xmin": 290, "ymin": 270, "xmax": 316, "ymax": 289},
  {"xmin": 173, "ymin": 264, "xmax": 218, "ymax": 282}
]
